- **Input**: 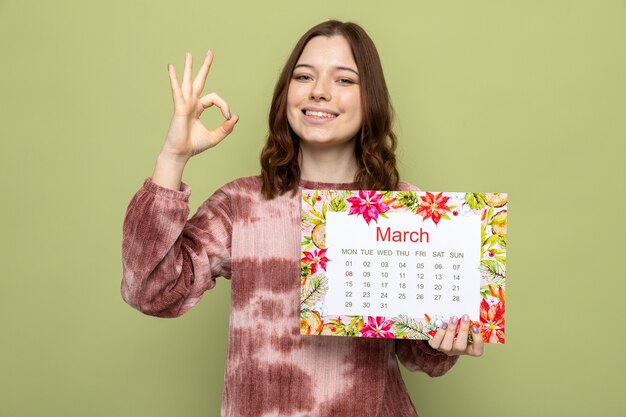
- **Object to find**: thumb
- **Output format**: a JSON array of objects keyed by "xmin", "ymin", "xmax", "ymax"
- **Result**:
[
  {"xmin": 208, "ymin": 114, "xmax": 239, "ymax": 147},
  {"xmin": 222, "ymin": 114, "xmax": 239, "ymax": 135}
]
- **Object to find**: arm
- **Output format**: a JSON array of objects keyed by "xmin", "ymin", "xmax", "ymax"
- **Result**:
[
  {"xmin": 395, "ymin": 339, "xmax": 459, "ymax": 377},
  {"xmin": 396, "ymin": 315, "xmax": 485, "ymax": 376},
  {"xmin": 120, "ymin": 50, "xmax": 238, "ymax": 317},
  {"xmin": 394, "ymin": 182, "xmax": 484, "ymax": 374},
  {"xmin": 120, "ymin": 178, "xmax": 232, "ymax": 318}
]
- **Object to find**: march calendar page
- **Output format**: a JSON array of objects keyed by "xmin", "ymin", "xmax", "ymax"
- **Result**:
[{"xmin": 300, "ymin": 190, "xmax": 507, "ymax": 344}]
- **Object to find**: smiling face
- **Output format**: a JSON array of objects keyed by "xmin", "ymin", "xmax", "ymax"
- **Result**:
[{"xmin": 286, "ymin": 35, "xmax": 363, "ymax": 151}]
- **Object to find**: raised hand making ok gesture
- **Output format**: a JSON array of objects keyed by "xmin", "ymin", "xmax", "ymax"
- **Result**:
[{"xmin": 153, "ymin": 51, "xmax": 239, "ymax": 190}]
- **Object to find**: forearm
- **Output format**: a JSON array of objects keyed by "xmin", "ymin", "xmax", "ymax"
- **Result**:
[
  {"xmin": 121, "ymin": 179, "xmax": 194, "ymax": 316},
  {"xmin": 120, "ymin": 178, "xmax": 232, "ymax": 317},
  {"xmin": 395, "ymin": 340, "xmax": 459, "ymax": 377},
  {"xmin": 151, "ymin": 152, "xmax": 189, "ymax": 191}
]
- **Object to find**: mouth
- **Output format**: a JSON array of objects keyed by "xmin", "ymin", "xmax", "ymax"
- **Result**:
[{"xmin": 302, "ymin": 109, "xmax": 338, "ymax": 119}]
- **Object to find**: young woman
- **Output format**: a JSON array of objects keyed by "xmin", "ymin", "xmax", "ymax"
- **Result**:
[{"xmin": 122, "ymin": 20, "xmax": 483, "ymax": 417}]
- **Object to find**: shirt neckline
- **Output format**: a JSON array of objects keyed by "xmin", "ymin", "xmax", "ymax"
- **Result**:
[{"xmin": 299, "ymin": 178, "xmax": 357, "ymax": 190}]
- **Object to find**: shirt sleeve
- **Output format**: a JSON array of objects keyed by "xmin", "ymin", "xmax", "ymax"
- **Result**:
[
  {"xmin": 395, "ymin": 340, "xmax": 459, "ymax": 377},
  {"xmin": 120, "ymin": 178, "xmax": 232, "ymax": 318}
]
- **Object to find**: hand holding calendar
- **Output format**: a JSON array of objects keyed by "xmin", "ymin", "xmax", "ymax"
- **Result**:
[{"xmin": 300, "ymin": 190, "xmax": 507, "ymax": 344}]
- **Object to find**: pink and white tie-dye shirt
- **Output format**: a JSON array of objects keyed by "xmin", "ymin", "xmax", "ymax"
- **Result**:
[{"xmin": 121, "ymin": 176, "xmax": 458, "ymax": 417}]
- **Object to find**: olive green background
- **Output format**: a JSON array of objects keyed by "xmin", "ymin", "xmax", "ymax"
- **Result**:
[{"xmin": 1, "ymin": 0, "xmax": 624, "ymax": 416}]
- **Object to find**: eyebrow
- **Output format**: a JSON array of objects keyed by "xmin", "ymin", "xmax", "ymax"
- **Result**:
[{"xmin": 294, "ymin": 63, "xmax": 359, "ymax": 76}]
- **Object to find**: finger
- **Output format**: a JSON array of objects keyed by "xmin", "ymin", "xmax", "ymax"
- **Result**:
[
  {"xmin": 428, "ymin": 321, "xmax": 448, "ymax": 350},
  {"xmin": 439, "ymin": 316, "xmax": 459, "ymax": 353},
  {"xmin": 199, "ymin": 92, "xmax": 231, "ymax": 120},
  {"xmin": 192, "ymin": 50, "xmax": 214, "ymax": 97},
  {"xmin": 167, "ymin": 64, "xmax": 184, "ymax": 105},
  {"xmin": 207, "ymin": 114, "xmax": 239, "ymax": 146},
  {"xmin": 452, "ymin": 314, "xmax": 471, "ymax": 354},
  {"xmin": 181, "ymin": 52, "xmax": 193, "ymax": 98},
  {"xmin": 467, "ymin": 324, "xmax": 484, "ymax": 357}
]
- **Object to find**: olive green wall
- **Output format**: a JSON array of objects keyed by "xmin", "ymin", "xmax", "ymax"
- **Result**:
[{"xmin": 1, "ymin": 1, "xmax": 624, "ymax": 416}]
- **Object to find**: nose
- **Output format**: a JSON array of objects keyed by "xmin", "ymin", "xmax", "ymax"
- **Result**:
[{"xmin": 310, "ymin": 78, "xmax": 331, "ymax": 101}]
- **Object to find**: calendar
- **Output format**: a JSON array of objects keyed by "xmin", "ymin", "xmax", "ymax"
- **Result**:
[{"xmin": 300, "ymin": 190, "xmax": 507, "ymax": 344}]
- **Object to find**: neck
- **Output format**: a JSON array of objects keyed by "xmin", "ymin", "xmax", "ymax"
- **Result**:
[{"xmin": 299, "ymin": 140, "xmax": 358, "ymax": 184}]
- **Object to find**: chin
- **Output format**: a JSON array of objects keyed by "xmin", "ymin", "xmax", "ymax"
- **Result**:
[{"xmin": 300, "ymin": 137, "xmax": 356, "ymax": 149}]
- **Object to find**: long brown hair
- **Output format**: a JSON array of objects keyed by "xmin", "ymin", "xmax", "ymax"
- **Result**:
[{"xmin": 260, "ymin": 20, "xmax": 399, "ymax": 198}]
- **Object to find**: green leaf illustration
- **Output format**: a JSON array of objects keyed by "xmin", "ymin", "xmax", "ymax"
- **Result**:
[
  {"xmin": 301, "ymin": 274, "xmax": 328, "ymax": 308},
  {"xmin": 391, "ymin": 315, "xmax": 429, "ymax": 339},
  {"xmin": 465, "ymin": 193, "xmax": 487, "ymax": 210},
  {"xmin": 301, "ymin": 212, "xmax": 317, "ymax": 226},
  {"xmin": 491, "ymin": 213, "xmax": 506, "ymax": 226},
  {"xmin": 300, "ymin": 262, "xmax": 312, "ymax": 279},
  {"xmin": 480, "ymin": 225, "xmax": 486, "ymax": 258},
  {"xmin": 487, "ymin": 207, "xmax": 494, "ymax": 223},
  {"xmin": 346, "ymin": 315, "xmax": 365, "ymax": 335},
  {"xmin": 330, "ymin": 196, "xmax": 347, "ymax": 212},
  {"xmin": 309, "ymin": 208, "xmax": 325, "ymax": 220},
  {"xmin": 483, "ymin": 234, "xmax": 500, "ymax": 249},
  {"xmin": 397, "ymin": 192, "xmax": 420, "ymax": 212},
  {"xmin": 479, "ymin": 259, "xmax": 506, "ymax": 285}
]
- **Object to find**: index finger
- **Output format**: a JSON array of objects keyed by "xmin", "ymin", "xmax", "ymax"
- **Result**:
[{"xmin": 453, "ymin": 314, "xmax": 471, "ymax": 352}]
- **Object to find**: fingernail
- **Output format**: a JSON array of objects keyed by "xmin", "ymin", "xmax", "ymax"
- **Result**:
[
  {"xmin": 471, "ymin": 325, "xmax": 479, "ymax": 334},
  {"xmin": 463, "ymin": 314, "xmax": 470, "ymax": 323},
  {"xmin": 227, "ymin": 111, "xmax": 231, "ymax": 120},
  {"xmin": 450, "ymin": 316, "xmax": 458, "ymax": 326},
  {"xmin": 441, "ymin": 322, "xmax": 448, "ymax": 330}
]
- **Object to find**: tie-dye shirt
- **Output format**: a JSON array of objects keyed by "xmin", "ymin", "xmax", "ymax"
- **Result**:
[{"xmin": 121, "ymin": 176, "xmax": 458, "ymax": 417}]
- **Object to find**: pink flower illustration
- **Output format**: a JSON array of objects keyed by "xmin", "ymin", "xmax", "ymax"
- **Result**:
[
  {"xmin": 301, "ymin": 248, "xmax": 329, "ymax": 274},
  {"xmin": 416, "ymin": 192, "xmax": 451, "ymax": 225},
  {"xmin": 346, "ymin": 190, "xmax": 390, "ymax": 225},
  {"xmin": 359, "ymin": 316, "xmax": 395, "ymax": 338}
]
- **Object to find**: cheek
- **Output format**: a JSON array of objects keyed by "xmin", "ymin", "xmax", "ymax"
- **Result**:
[
  {"xmin": 286, "ymin": 82, "xmax": 304, "ymax": 107},
  {"xmin": 349, "ymin": 94, "xmax": 364, "ymax": 125},
  {"xmin": 286, "ymin": 88, "xmax": 299, "ymax": 128},
  {"xmin": 286, "ymin": 86, "xmax": 303, "ymax": 112},
  {"xmin": 342, "ymin": 90, "xmax": 362, "ymax": 116}
]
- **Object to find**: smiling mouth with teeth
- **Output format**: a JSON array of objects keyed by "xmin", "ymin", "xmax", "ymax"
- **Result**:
[{"xmin": 304, "ymin": 110, "xmax": 338, "ymax": 119}]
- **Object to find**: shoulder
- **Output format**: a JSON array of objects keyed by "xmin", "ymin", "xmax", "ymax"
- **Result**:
[
  {"xmin": 397, "ymin": 180, "xmax": 421, "ymax": 192},
  {"xmin": 218, "ymin": 175, "xmax": 263, "ymax": 195},
  {"xmin": 197, "ymin": 176, "xmax": 263, "ymax": 212}
]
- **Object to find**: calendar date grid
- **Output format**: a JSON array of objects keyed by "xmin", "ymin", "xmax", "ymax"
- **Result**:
[{"xmin": 329, "ymin": 247, "xmax": 474, "ymax": 317}]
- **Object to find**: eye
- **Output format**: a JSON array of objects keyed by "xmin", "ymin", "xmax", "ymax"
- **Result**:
[
  {"xmin": 294, "ymin": 74, "xmax": 313, "ymax": 81},
  {"xmin": 337, "ymin": 78, "xmax": 356, "ymax": 85}
]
